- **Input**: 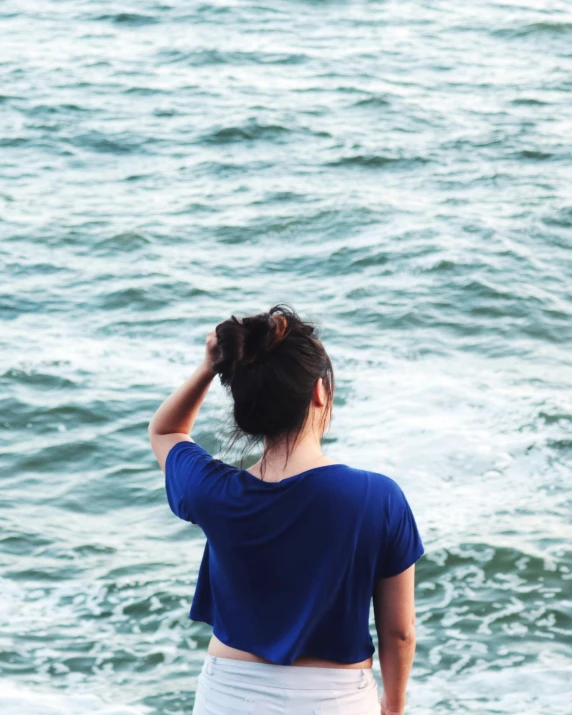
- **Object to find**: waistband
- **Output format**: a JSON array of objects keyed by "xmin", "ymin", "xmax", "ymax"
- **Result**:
[{"xmin": 201, "ymin": 655, "xmax": 376, "ymax": 691}]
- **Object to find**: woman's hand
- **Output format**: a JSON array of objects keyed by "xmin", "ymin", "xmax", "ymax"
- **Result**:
[
  {"xmin": 202, "ymin": 329, "xmax": 222, "ymax": 376},
  {"xmin": 381, "ymin": 694, "xmax": 404, "ymax": 715}
]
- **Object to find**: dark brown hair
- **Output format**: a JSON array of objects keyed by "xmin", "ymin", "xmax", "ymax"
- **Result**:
[{"xmin": 213, "ymin": 303, "xmax": 335, "ymax": 480}]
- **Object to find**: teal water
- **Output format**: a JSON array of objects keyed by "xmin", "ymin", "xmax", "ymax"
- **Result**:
[{"xmin": 1, "ymin": 0, "xmax": 571, "ymax": 713}]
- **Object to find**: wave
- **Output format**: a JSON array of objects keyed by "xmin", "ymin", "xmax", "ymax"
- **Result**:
[
  {"xmin": 352, "ymin": 95, "xmax": 391, "ymax": 108},
  {"xmin": 95, "ymin": 232, "xmax": 152, "ymax": 253},
  {"xmin": 93, "ymin": 13, "xmax": 159, "ymax": 26},
  {"xmin": 494, "ymin": 22, "xmax": 572, "ymax": 38},
  {"xmin": 68, "ymin": 131, "xmax": 153, "ymax": 155},
  {"xmin": 326, "ymin": 153, "xmax": 429, "ymax": 168},
  {"xmin": 200, "ymin": 120, "xmax": 291, "ymax": 144},
  {"xmin": 157, "ymin": 48, "xmax": 307, "ymax": 66}
]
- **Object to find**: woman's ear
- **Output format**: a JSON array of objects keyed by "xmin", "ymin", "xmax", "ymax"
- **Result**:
[{"xmin": 313, "ymin": 377, "xmax": 328, "ymax": 407}]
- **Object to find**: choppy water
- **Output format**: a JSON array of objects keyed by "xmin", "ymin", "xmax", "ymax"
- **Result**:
[{"xmin": 1, "ymin": 0, "xmax": 572, "ymax": 713}]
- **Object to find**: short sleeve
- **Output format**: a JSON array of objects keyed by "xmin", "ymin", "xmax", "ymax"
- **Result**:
[
  {"xmin": 377, "ymin": 483, "xmax": 425, "ymax": 579},
  {"xmin": 165, "ymin": 440, "xmax": 219, "ymax": 524}
]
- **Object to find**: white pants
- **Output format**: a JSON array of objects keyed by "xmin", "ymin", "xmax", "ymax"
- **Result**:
[{"xmin": 192, "ymin": 654, "xmax": 381, "ymax": 715}]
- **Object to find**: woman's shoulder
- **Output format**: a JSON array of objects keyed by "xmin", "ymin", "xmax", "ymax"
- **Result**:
[
  {"xmin": 318, "ymin": 463, "xmax": 407, "ymax": 502},
  {"xmin": 337, "ymin": 462, "xmax": 402, "ymax": 486}
]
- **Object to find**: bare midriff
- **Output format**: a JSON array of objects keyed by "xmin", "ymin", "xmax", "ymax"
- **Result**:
[{"xmin": 207, "ymin": 634, "xmax": 373, "ymax": 669}]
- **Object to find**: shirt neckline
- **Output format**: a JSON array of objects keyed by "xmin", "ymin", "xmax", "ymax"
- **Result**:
[{"xmin": 241, "ymin": 463, "xmax": 347, "ymax": 485}]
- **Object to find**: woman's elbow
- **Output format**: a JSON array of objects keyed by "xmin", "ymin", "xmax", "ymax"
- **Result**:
[{"xmin": 380, "ymin": 624, "xmax": 416, "ymax": 647}]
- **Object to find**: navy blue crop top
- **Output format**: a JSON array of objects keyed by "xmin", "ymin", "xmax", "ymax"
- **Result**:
[{"xmin": 165, "ymin": 440, "xmax": 424, "ymax": 666}]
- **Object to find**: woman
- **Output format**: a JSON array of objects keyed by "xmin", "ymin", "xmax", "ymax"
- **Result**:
[{"xmin": 148, "ymin": 304, "xmax": 424, "ymax": 715}]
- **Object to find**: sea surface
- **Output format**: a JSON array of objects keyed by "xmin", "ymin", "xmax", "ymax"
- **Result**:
[{"xmin": 1, "ymin": 0, "xmax": 571, "ymax": 713}]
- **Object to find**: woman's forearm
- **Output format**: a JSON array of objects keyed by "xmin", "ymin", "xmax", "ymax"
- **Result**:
[
  {"xmin": 148, "ymin": 361, "xmax": 216, "ymax": 436},
  {"xmin": 379, "ymin": 630, "xmax": 416, "ymax": 714}
]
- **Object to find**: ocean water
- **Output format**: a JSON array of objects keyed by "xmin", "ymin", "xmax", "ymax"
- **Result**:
[{"xmin": 1, "ymin": 0, "xmax": 571, "ymax": 713}]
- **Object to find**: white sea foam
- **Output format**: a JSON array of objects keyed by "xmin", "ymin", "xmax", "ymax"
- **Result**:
[{"xmin": 0, "ymin": 682, "xmax": 151, "ymax": 715}]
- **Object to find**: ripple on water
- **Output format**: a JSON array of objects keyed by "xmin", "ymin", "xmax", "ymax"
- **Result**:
[
  {"xmin": 200, "ymin": 121, "xmax": 293, "ymax": 144},
  {"xmin": 416, "ymin": 542, "xmax": 572, "ymax": 677},
  {"xmin": 92, "ymin": 13, "xmax": 160, "ymax": 26},
  {"xmin": 156, "ymin": 49, "xmax": 308, "ymax": 66},
  {"xmin": 495, "ymin": 22, "xmax": 572, "ymax": 38},
  {"xmin": 325, "ymin": 153, "xmax": 430, "ymax": 169}
]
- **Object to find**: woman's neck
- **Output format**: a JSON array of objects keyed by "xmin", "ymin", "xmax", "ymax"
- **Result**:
[{"xmin": 247, "ymin": 437, "xmax": 335, "ymax": 482}]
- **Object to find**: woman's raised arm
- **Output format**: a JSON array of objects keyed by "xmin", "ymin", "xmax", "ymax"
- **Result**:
[{"xmin": 148, "ymin": 330, "xmax": 220, "ymax": 471}]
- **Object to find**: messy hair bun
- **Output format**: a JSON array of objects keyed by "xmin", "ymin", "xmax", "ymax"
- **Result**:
[
  {"xmin": 213, "ymin": 309, "xmax": 292, "ymax": 376},
  {"xmin": 213, "ymin": 303, "xmax": 335, "ymax": 478}
]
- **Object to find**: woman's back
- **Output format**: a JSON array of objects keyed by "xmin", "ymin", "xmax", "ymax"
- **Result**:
[{"xmin": 165, "ymin": 439, "xmax": 424, "ymax": 667}]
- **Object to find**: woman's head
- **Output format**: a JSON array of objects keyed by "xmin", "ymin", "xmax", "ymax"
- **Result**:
[{"xmin": 213, "ymin": 303, "xmax": 335, "ymax": 478}]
